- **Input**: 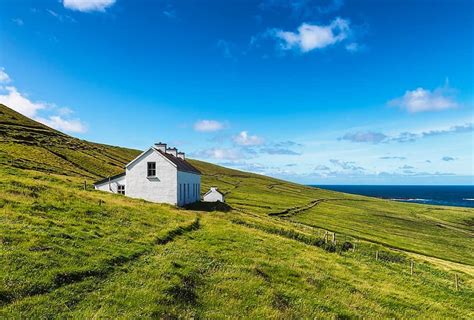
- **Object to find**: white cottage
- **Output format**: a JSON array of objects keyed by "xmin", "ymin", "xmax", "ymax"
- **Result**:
[
  {"xmin": 203, "ymin": 187, "xmax": 225, "ymax": 203},
  {"xmin": 94, "ymin": 142, "xmax": 201, "ymax": 206}
]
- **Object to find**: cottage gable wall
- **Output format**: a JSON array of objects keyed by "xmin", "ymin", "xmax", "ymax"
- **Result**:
[{"xmin": 126, "ymin": 149, "xmax": 178, "ymax": 204}]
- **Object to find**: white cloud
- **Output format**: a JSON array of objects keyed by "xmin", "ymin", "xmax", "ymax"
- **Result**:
[
  {"xmin": 339, "ymin": 131, "xmax": 387, "ymax": 144},
  {"xmin": 441, "ymin": 156, "xmax": 457, "ymax": 162},
  {"xmin": 47, "ymin": 9, "xmax": 76, "ymax": 23},
  {"xmin": 388, "ymin": 86, "xmax": 458, "ymax": 113},
  {"xmin": 193, "ymin": 120, "xmax": 224, "ymax": 132},
  {"xmin": 12, "ymin": 18, "xmax": 24, "ymax": 26},
  {"xmin": 0, "ymin": 86, "xmax": 47, "ymax": 117},
  {"xmin": 233, "ymin": 131, "xmax": 264, "ymax": 146},
  {"xmin": 217, "ymin": 40, "xmax": 235, "ymax": 59},
  {"xmin": 274, "ymin": 18, "xmax": 350, "ymax": 53},
  {"xmin": 163, "ymin": 10, "xmax": 176, "ymax": 19},
  {"xmin": 35, "ymin": 115, "xmax": 87, "ymax": 133},
  {"xmin": 0, "ymin": 68, "xmax": 11, "ymax": 83},
  {"xmin": 0, "ymin": 69, "xmax": 87, "ymax": 133},
  {"xmin": 192, "ymin": 148, "xmax": 244, "ymax": 161},
  {"xmin": 63, "ymin": 0, "xmax": 116, "ymax": 12},
  {"xmin": 340, "ymin": 123, "xmax": 473, "ymax": 144},
  {"xmin": 345, "ymin": 42, "xmax": 359, "ymax": 52}
]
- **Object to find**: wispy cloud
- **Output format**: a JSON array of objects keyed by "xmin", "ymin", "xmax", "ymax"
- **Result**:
[
  {"xmin": 47, "ymin": 9, "xmax": 76, "ymax": 22},
  {"xmin": 217, "ymin": 40, "xmax": 236, "ymax": 59},
  {"xmin": 345, "ymin": 42, "xmax": 360, "ymax": 52},
  {"xmin": 329, "ymin": 159, "xmax": 365, "ymax": 171},
  {"xmin": 163, "ymin": 10, "xmax": 176, "ymax": 18},
  {"xmin": 314, "ymin": 164, "xmax": 331, "ymax": 171},
  {"xmin": 63, "ymin": 0, "xmax": 116, "ymax": 12},
  {"xmin": 259, "ymin": 0, "xmax": 344, "ymax": 18},
  {"xmin": 35, "ymin": 115, "xmax": 87, "ymax": 133},
  {"xmin": 339, "ymin": 131, "xmax": 387, "ymax": 144},
  {"xmin": 271, "ymin": 18, "xmax": 351, "ymax": 53},
  {"xmin": 392, "ymin": 123, "xmax": 473, "ymax": 143},
  {"xmin": 0, "ymin": 68, "xmax": 87, "ymax": 133},
  {"xmin": 379, "ymin": 156, "xmax": 406, "ymax": 160},
  {"xmin": 388, "ymin": 84, "xmax": 459, "ymax": 113},
  {"xmin": 0, "ymin": 86, "xmax": 48, "ymax": 118},
  {"xmin": 233, "ymin": 131, "xmax": 264, "ymax": 146},
  {"xmin": 341, "ymin": 123, "xmax": 473, "ymax": 144},
  {"xmin": 260, "ymin": 147, "xmax": 301, "ymax": 155},
  {"xmin": 218, "ymin": 161, "xmax": 269, "ymax": 173},
  {"xmin": 0, "ymin": 68, "xmax": 11, "ymax": 83},
  {"xmin": 190, "ymin": 148, "xmax": 245, "ymax": 161},
  {"xmin": 12, "ymin": 18, "xmax": 24, "ymax": 26},
  {"xmin": 193, "ymin": 120, "xmax": 225, "ymax": 132},
  {"xmin": 442, "ymin": 156, "xmax": 457, "ymax": 162}
]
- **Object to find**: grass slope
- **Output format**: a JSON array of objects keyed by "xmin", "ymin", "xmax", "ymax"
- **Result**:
[{"xmin": 1, "ymin": 104, "xmax": 473, "ymax": 318}]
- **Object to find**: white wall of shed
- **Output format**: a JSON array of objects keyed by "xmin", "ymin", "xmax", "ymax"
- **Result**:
[
  {"xmin": 94, "ymin": 175, "xmax": 126, "ymax": 194},
  {"xmin": 203, "ymin": 190, "xmax": 224, "ymax": 202}
]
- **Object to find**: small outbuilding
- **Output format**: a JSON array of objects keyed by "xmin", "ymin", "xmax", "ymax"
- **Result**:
[{"xmin": 203, "ymin": 187, "xmax": 225, "ymax": 203}]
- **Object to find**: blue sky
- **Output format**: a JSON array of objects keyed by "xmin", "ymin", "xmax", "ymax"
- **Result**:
[{"xmin": 0, "ymin": 0, "xmax": 473, "ymax": 184}]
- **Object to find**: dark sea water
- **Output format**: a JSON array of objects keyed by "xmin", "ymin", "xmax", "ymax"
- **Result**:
[{"xmin": 311, "ymin": 185, "xmax": 474, "ymax": 208}]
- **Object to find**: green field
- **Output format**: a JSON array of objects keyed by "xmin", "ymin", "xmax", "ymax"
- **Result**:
[{"xmin": 1, "ymin": 104, "xmax": 473, "ymax": 318}]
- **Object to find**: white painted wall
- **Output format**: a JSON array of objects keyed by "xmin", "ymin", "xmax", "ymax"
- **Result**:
[
  {"xmin": 203, "ymin": 188, "xmax": 224, "ymax": 202},
  {"xmin": 94, "ymin": 147, "xmax": 201, "ymax": 206},
  {"xmin": 94, "ymin": 175, "xmax": 126, "ymax": 194},
  {"xmin": 177, "ymin": 170, "xmax": 201, "ymax": 206},
  {"xmin": 126, "ymin": 148, "xmax": 178, "ymax": 205}
]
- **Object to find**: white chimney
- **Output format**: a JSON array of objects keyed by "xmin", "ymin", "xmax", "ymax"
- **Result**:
[
  {"xmin": 166, "ymin": 147, "xmax": 178, "ymax": 157},
  {"xmin": 177, "ymin": 152, "xmax": 185, "ymax": 160},
  {"xmin": 154, "ymin": 142, "xmax": 167, "ymax": 152}
]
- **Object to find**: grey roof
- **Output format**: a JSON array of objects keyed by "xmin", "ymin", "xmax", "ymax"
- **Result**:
[
  {"xmin": 203, "ymin": 187, "xmax": 224, "ymax": 197},
  {"xmin": 93, "ymin": 172, "xmax": 126, "ymax": 186},
  {"xmin": 155, "ymin": 148, "xmax": 201, "ymax": 175}
]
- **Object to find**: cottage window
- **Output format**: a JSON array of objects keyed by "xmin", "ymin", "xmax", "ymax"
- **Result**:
[
  {"xmin": 117, "ymin": 185, "xmax": 125, "ymax": 195},
  {"xmin": 147, "ymin": 162, "xmax": 156, "ymax": 177}
]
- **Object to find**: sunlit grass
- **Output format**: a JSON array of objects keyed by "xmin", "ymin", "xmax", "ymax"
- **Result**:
[{"xmin": 1, "ymin": 103, "xmax": 473, "ymax": 318}]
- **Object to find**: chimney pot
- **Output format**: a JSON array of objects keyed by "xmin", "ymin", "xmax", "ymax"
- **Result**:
[
  {"xmin": 177, "ymin": 152, "xmax": 185, "ymax": 160},
  {"xmin": 166, "ymin": 147, "xmax": 178, "ymax": 157},
  {"xmin": 154, "ymin": 142, "xmax": 167, "ymax": 152}
]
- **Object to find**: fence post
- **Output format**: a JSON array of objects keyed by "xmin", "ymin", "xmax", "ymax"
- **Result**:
[
  {"xmin": 455, "ymin": 274, "xmax": 459, "ymax": 291},
  {"xmin": 83, "ymin": 180, "xmax": 87, "ymax": 190},
  {"xmin": 375, "ymin": 250, "xmax": 379, "ymax": 261},
  {"xmin": 410, "ymin": 260, "xmax": 414, "ymax": 275},
  {"xmin": 332, "ymin": 232, "xmax": 336, "ymax": 243}
]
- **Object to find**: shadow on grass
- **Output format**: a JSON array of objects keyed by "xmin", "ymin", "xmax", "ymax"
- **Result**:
[{"xmin": 184, "ymin": 201, "xmax": 232, "ymax": 212}]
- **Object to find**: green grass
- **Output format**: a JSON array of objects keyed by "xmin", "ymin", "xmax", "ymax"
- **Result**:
[{"xmin": 1, "ymin": 103, "xmax": 473, "ymax": 318}]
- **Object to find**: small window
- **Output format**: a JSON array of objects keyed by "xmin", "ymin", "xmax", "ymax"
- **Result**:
[
  {"xmin": 147, "ymin": 162, "xmax": 156, "ymax": 177},
  {"xmin": 117, "ymin": 185, "xmax": 125, "ymax": 195}
]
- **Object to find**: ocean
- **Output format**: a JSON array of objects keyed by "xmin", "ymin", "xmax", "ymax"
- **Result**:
[{"xmin": 312, "ymin": 185, "xmax": 474, "ymax": 208}]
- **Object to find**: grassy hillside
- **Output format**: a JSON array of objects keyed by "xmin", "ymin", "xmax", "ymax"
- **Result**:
[{"xmin": 1, "ymin": 104, "xmax": 473, "ymax": 318}]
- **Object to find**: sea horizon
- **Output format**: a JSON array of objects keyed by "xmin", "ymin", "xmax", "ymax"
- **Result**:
[{"xmin": 312, "ymin": 185, "xmax": 474, "ymax": 208}]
